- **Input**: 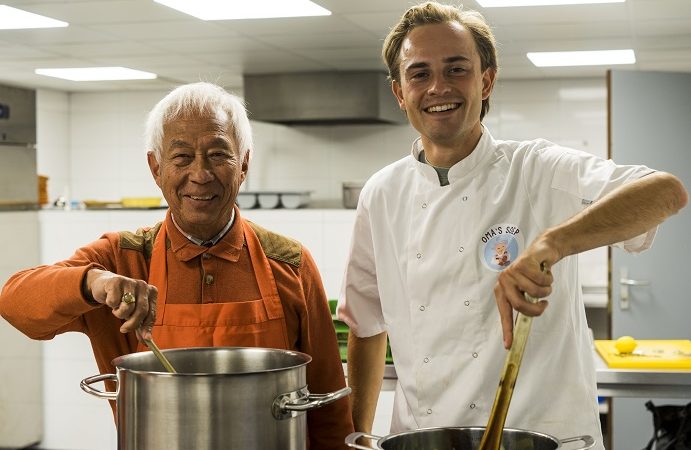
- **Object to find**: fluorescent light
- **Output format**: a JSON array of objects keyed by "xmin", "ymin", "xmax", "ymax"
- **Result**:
[
  {"xmin": 35, "ymin": 67, "xmax": 157, "ymax": 81},
  {"xmin": 0, "ymin": 5, "xmax": 68, "ymax": 29},
  {"xmin": 154, "ymin": 0, "xmax": 331, "ymax": 20},
  {"xmin": 477, "ymin": 0, "xmax": 624, "ymax": 6},
  {"xmin": 527, "ymin": 49, "xmax": 635, "ymax": 67}
]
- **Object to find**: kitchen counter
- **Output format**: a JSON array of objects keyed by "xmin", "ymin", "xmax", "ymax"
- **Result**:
[
  {"xmin": 346, "ymin": 351, "xmax": 691, "ymax": 398},
  {"xmin": 593, "ymin": 351, "xmax": 691, "ymax": 398}
]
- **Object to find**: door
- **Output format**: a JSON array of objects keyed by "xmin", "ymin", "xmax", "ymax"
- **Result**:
[{"xmin": 609, "ymin": 70, "xmax": 691, "ymax": 449}]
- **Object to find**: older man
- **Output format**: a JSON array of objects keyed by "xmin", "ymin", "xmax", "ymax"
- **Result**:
[{"xmin": 0, "ymin": 82, "xmax": 353, "ymax": 449}]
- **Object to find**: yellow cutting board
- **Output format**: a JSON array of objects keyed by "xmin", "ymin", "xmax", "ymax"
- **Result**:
[{"xmin": 594, "ymin": 340, "xmax": 691, "ymax": 369}]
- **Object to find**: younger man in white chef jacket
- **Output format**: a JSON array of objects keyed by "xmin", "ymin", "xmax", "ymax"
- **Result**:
[{"xmin": 337, "ymin": 2, "xmax": 688, "ymax": 448}]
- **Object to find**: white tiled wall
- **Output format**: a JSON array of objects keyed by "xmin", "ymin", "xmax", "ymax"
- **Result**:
[
  {"xmin": 36, "ymin": 78, "xmax": 608, "ymax": 206},
  {"xmin": 0, "ymin": 212, "xmax": 42, "ymax": 448},
  {"xmin": 36, "ymin": 90, "xmax": 71, "ymax": 204},
  {"xmin": 16, "ymin": 77, "xmax": 613, "ymax": 449}
]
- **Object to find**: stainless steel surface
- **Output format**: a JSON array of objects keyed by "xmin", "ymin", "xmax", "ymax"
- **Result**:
[
  {"xmin": 142, "ymin": 337, "xmax": 176, "ymax": 373},
  {"xmin": 0, "ymin": 84, "xmax": 36, "ymax": 144},
  {"xmin": 243, "ymin": 72, "xmax": 406, "ymax": 125},
  {"xmin": 0, "ymin": 144, "xmax": 38, "ymax": 208},
  {"xmin": 273, "ymin": 386, "xmax": 351, "ymax": 419},
  {"xmin": 619, "ymin": 278, "xmax": 651, "ymax": 286},
  {"xmin": 342, "ymin": 181, "xmax": 364, "ymax": 209},
  {"xmin": 618, "ymin": 267, "xmax": 651, "ymax": 310},
  {"xmin": 80, "ymin": 373, "xmax": 118, "ymax": 400},
  {"xmin": 345, "ymin": 427, "xmax": 595, "ymax": 450},
  {"xmin": 236, "ymin": 191, "xmax": 312, "ymax": 209},
  {"xmin": 365, "ymin": 355, "xmax": 691, "ymax": 398},
  {"xmin": 0, "ymin": 84, "xmax": 38, "ymax": 209},
  {"xmin": 80, "ymin": 347, "xmax": 350, "ymax": 450}
]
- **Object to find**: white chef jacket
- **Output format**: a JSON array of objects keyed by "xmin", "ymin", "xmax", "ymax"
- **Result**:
[{"xmin": 337, "ymin": 127, "xmax": 656, "ymax": 448}]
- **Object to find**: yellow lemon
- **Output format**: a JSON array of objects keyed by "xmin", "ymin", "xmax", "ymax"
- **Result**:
[{"xmin": 615, "ymin": 336, "xmax": 637, "ymax": 354}]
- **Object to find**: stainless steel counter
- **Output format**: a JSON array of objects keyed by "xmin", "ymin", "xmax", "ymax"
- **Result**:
[
  {"xmin": 345, "ymin": 352, "xmax": 691, "ymax": 398},
  {"xmin": 593, "ymin": 351, "xmax": 691, "ymax": 398}
]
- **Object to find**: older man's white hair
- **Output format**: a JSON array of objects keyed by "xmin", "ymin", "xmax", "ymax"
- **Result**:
[{"xmin": 145, "ymin": 82, "xmax": 253, "ymax": 162}]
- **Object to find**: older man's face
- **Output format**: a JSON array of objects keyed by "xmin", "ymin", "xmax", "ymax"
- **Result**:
[{"xmin": 148, "ymin": 112, "xmax": 248, "ymax": 240}]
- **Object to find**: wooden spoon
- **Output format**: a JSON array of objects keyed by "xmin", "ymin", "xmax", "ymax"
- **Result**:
[
  {"xmin": 142, "ymin": 336, "xmax": 177, "ymax": 373},
  {"xmin": 477, "ymin": 290, "xmax": 541, "ymax": 450}
]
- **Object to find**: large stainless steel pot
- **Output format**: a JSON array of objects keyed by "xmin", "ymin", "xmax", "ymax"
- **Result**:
[
  {"xmin": 80, "ymin": 347, "xmax": 350, "ymax": 450},
  {"xmin": 346, "ymin": 427, "xmax": 595, "ymax": 450}
]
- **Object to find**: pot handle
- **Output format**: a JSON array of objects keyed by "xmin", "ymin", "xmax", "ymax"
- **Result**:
[
  {"xmin": 273, "ymin": 386, "xmax": 351, "ymax": 419},
  {"xmin": 80, "ymin": 373, "xmax": 118, "ymax": 400},
  {"xmin": 345, "ymin": 431, "xmax": 381, "ymax": 449},
  {"xmin": 559, "ymin": 434, "xmax": 595, "ymax": 450},
  {"xmin": 284, "ymin": 386, "xmax": 352, "ymax": 411}
]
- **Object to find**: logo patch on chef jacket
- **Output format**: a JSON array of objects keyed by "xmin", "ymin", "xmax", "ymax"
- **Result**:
[{"xmin": 479, "ymin": 224, "xmax": 523, "ymax": 272}]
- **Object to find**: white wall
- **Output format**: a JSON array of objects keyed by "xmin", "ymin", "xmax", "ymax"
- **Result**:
[
  {"xmin": 0, "ymin": 212, "xmax": 42, "ymax": 448},
  {"xmin": 36, "ymin": 90, "xmax": 71, "ymax": 205},
  {"xmin": 25, "ymin": 77, "xmax": 610, "ymax": 449},
  {"xmin": 36, "ymin": 78, "xmax": 608, "ymax": 206}
]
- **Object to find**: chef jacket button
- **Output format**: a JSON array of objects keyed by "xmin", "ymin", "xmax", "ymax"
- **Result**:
[
  {"xmin": 205, "ymin": 274, "xmax": 214, "ymax": 285},
  {"xmin": 416, "ymin": 253, "xmax": 422, "ymax": 259},
  {"xmin": 202, "ymin": 253, "xmax": 211, "ymax": 260},
  {"xmin": 422, "ymin": 202, "xmax": 427, "ymax": 208},
  {"xmin": 458, "ymin": 246, "xmax": 464, "ymax": 252},
  {"xmin": 470, "ymin": 403, "xmax": 476, "ymax": 409},
  {"xmin": 464, "ymin": 300, "xmax": 470, "ymax": 306},
  {"xmin": 472, "ymin": 352, "xmax": 478, "ymax": 358},
  {"xmin": 462, "ymin": 196, "xmax": 468, "ymax": 201},
  {"xmin": 419, "ymin": 305, "xmax": 425, "ymax": 311},
  {"xmin": 427, "ymin": 409, "xmax": 433, "ymax": 415},
  {"xmin": 423, "ymin": 357, "xmax": 430, "ymax": 363}
]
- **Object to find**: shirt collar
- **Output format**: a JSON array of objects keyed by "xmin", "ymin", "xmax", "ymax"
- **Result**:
[
  {"xmin": 410, "ymin": 124, "xmax": 496, "ymax": 183},
  {"xmin": 171, "ymin": 209, "xmax": 235, "ymax": 247},
  {"xmin": 165, "ymin": 207, "xmax": 245, "ymax": 263}
]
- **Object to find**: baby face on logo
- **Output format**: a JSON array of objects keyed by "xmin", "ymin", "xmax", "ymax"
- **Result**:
[{"xmin": 479, "ymin": 224, "xmax": 523, "ymax": 272}]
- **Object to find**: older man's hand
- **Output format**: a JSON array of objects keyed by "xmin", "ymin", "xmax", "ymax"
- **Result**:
[{"xmin": 85, "ymin": 268, "xmax": 157, "ymax": 339}]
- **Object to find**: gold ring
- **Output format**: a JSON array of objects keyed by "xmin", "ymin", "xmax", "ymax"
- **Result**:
[{"xmin": 121, "ymin": 292, "xmax": 136, "ymax": 305}]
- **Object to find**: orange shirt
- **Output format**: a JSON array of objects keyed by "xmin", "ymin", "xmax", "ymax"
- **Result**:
[{"xmin": 0, "ymin": 208, "xmax": 353, "ymax": 450}]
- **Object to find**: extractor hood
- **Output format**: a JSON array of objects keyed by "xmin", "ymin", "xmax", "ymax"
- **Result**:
[{"xmin": 243, "ymin": 71, "xmax": 406, "ymax": 125}]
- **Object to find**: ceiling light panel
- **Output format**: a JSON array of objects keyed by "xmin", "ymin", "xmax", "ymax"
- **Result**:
[
  {"xmin": 35, "ymin": 67, "xmax": 157, "ymax": 81},
  {"xmin": 527, "ymin": 49, "xmax": 635, "ymax": 67},
  {"xmin": 0, "ymin": 5, "xmax": 68, "ymax": 29},
  {"xmin": 477, "ymin": 0, "xmax": 624, "ymax": 6},
  {"xmin": 154, "ymin": 0, "xmax": 331, "ymax": 20}
]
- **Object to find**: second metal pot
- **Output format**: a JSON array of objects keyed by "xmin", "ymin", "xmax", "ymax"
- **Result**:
[
  {"xmin": 346, "ymin": 426, "xmax": 595, "ymax": 450},
  {"xmin": 81, "ymin": 346, "xmax": 350, "ymax": 450}
]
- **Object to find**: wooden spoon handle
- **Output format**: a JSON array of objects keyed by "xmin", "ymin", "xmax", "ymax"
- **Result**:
[
  {"xmin": 478, "ymin": 291, "xmax": 540, "ymax": 450},
  {"xmin": 143, "ymin": 337, "xmax": 177, "ymax": 373}
]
